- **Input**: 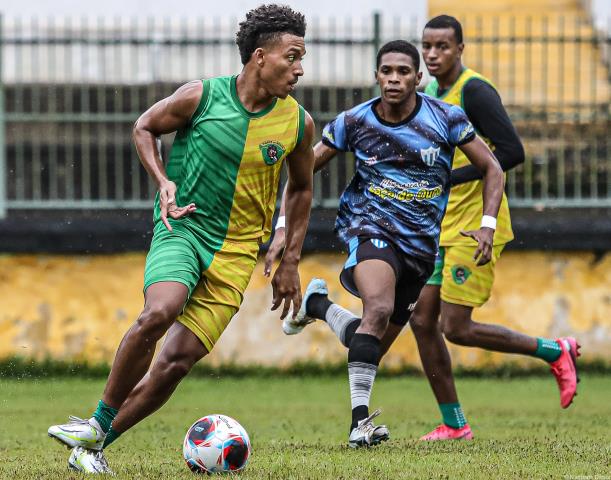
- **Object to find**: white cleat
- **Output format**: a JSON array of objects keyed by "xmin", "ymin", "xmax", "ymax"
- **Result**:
[
  {"xmin": 348, "ymin": 409, "xmax": 390, "ymax": 448},
  {"xmin": 282, "ymin": 278, "xmax": 328, "ymax": 335},
  {"xmin": 48, "ymin": 416, "xmax": 106, "ymax": 450},
  {"xmin": 69, "ymin": 446, "xmax": 114, "ymax": 474}
]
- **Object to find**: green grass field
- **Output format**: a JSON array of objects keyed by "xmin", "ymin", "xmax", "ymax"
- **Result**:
[{"xmin": 1, "ymin": 375, "xmax": 610, "ymax": 479}]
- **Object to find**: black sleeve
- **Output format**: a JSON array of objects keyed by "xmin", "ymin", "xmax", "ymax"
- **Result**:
[{"xmin": 451, "ymin": 78, "xmax": 525, "ymax": 186}]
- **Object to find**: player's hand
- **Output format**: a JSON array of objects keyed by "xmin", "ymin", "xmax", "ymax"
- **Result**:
[
  {"xmin": 159, "ymin": 180, "xmax": 196, "ymax": 232},
  {"xmin": 263, "ymin": 228, "xmax": 286, "ymax": 277},
  {"xmin": 270, "ymin": 260, "xmax": 301, "ymax": 320},
  {"xmin": 460, "ymin": 227, "xmax": 494, "ymax": 266}
]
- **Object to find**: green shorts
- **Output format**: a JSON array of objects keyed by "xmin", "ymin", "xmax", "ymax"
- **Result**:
[
  {"xmin": 144, "ymin": 221, "xmax": 214, "ymax": 297},
  {"xmin": 143, "ymin": 220, "xmax": 258, "ymax": 352}
]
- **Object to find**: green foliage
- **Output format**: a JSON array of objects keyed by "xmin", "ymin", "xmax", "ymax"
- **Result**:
[
  {"xmin": 1, "ymin": 376, "xmax": 609, "ymax": 479},
  {"xmin": 1, "ymin": 355, "xmax": 611, "ymax": 379}
]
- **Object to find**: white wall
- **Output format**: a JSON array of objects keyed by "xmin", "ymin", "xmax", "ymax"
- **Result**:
[
  {"xmin": 589, "ymin": 0, "xmax": 611, "ymax": 31},
  {"xmin": 0, "ymin": 0, "xmax": 426, "ymax": 26},
  {"xmin": 0, "ymin": 0, "xmax": 428, "ymax": 85}
]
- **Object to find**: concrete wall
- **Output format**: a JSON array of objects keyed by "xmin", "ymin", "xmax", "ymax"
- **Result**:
[{"xmin": 0, "ymin": 251, "xmax": 609, "ymax": 368}]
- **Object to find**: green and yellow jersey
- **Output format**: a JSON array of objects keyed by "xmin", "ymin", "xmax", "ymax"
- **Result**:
[
  {"xmin": 425, "ymin": 68, "xmax": 514, "ymax": 246},
  {"xmin": 154, "ymin": 75, "xmax": 305, "ymax": 247}
]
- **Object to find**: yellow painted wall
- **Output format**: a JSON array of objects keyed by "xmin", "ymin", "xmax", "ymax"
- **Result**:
[{"xmin": 0, "ymin": 252, "xmax": 609, "ymax": 368}]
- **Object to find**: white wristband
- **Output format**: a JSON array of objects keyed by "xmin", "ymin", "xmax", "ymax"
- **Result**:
[
  {"xmin": 275, "ymin": 215, "xmax": 286, "ymax": 230},
  {"xmin": 481, "ymin": 215, "xmax": 497, "ymax": 230}
]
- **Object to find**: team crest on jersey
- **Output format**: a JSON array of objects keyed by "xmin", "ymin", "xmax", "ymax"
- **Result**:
[
  {"xmin": 259, "ymin": 141, "xmax": 286, "ymax": 166},
  {"xmin": 451, "ymin": 265, "xmax": 471, "ymax": 285},
  {"xmin": 420, "ymin": 146, "xmax": 440, "ymax": 166}
]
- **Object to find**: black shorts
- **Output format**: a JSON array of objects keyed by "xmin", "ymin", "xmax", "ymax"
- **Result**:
[{"xmin": 340, "ymin": 236, "xmax": 434, "ymax": 326}]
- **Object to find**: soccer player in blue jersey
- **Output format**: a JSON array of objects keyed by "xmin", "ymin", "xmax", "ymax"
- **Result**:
[{"xmin": 265, "ymin": 40, "xmax": 504, "ymax": 447}]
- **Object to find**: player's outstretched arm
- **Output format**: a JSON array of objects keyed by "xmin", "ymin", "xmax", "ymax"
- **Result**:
[
  {"xmin": 458, "ymin": 136, "xmax": 504, "ymax": 265},
  {"xmin": 270, "ymin": 112, "xmax": 316, "ymax": 319},
  {"xmin": 133, "ymin": 80, "xmax": 202, "ymax": 231},
  {"xmin": 264, "ymin": 140, "xmax": 338, "ymax": 276}
]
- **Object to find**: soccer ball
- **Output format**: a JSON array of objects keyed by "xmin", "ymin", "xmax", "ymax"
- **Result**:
[{"xmin": 183, "ymin": 414, "xmax": 251, "ymax": 474}]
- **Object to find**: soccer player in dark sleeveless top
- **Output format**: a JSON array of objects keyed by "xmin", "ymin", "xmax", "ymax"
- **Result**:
[
  {"xmin": 47, "ymin": 5, "xmax": 315, "ymax": 473},
  {"xmin": 266, "ymin": 40, "xmax": 505, "ymax": 447}
]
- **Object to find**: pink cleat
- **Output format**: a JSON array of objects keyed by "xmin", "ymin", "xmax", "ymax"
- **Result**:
[
  {"xmin": 419, "ymin": 424, "xmax": 473, "ymax": 441},
  {"xmin": 550, "ymin": 337, "xmax": 581, "ymax": 408}
]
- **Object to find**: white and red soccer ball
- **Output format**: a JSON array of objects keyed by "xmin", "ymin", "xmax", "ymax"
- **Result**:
[{"xmin": 183, "ymin": 414, "xmax": 251, "ymax": 474}]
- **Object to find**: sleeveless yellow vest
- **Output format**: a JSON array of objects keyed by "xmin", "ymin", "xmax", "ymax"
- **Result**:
[{"xmin": 425, "ymin": 68, "xmax": 513, "ymax": 246}]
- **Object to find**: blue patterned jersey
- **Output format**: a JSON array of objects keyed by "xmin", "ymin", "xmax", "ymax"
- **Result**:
[{"xmin": 322, "ymin": 93, "xmax": 475, "ymax": 262}]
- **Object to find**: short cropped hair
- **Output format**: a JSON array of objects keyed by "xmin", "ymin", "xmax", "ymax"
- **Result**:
[
  {"xmin": 424, "ymin": 15, "xmax": 463, "ymax": 44},
  {"xmin": 235, "ymin": 4, "xmax": 306, "ymax": 65},
  {"xmin": 376, "ymin": 40, "xmax": 420, "ymax": 72}
]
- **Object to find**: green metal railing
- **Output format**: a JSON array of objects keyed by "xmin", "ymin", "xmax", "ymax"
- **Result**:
[{"xmin": 0, "ymin": 14, "xmax": 609, "ymax": 218}]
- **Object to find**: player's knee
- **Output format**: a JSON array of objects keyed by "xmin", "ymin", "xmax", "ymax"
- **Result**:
[
  {"xmin": 409, "ymin": 311, "xmax": 436, "ymax": 336},
  {"xmin": 136, "ymin": 304, "xmax": 176, "ymax": 340},
  {"xmin": 441, "ymin": 321, "xmax": 473, "ymax": 346},
  {"xmin": 366, "ymin": 300, "xmax": 394, "ymax": 323},
  {"xmin": 362, "ymin": 301, "xmax": 393, "ymax": 332},
  {"xmin": 161, "ymin": 358, "xmax": 192, "ymax": 383},
  {"xmin": 155, "ymin": 352, "xmax": 198, "ymax": 385}
]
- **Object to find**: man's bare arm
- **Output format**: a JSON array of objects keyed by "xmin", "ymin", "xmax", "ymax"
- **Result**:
[
  {"xmin": 132, "ymin": 80, "xmax": 202, "ymax": 230},
  {"xmin": 270, "ymin": 111, "xmax": 316, "ymax": 319}
]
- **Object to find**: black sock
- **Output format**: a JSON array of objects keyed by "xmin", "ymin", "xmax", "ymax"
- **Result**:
[
  {"xmin": 306, "ymin": 293, "xmax": 333, "ymax": 319},
  {"xmin": 348, "ymin": 333, "xmax": 381, "ymax": 431},
  {"xmin": 341, "ymin": 319, "xmax": 360, "ymax": 348}
]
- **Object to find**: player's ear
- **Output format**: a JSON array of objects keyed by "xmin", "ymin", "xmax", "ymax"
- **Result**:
[
  {"xmin": 253, "ymin": 47, "xmax": 265, "ymax": 67},
  {"xmin": 457, "ymin": 42, "xmax": 464, "ymax": 56},
  {"xmin": 415, "ymin": 71, "xmax": 423, "ymax": 86}
]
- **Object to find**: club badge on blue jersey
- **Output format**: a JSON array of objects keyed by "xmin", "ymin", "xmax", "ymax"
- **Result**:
[{"xmin": 420, "ymin": 146, "xmax": 440, "ymax": 166}]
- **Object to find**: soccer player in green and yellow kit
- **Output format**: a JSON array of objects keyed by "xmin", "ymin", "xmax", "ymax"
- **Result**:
[
  {"xmin": 415, "ymin": 15, "xmax": 580, "ymax": 440},
  {"xmin": 47, "ymin": 4, "xmax": 314, "ymax": 473}
]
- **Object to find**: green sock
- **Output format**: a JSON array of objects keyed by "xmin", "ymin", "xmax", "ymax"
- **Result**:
[
  {"xmin": 92, "ymin": 400, "xmax": 118, "ymax": 434},
  {"xmin": 533, "ymin": 338, "xmax": 563, "ymax": 363},
  {"xmin": 102, "ymin": 427, "xmax": 122, "ymax": 449},
  {"xmin": 439, "ymin": 402, "xmax": 467, "ymax": 429}
]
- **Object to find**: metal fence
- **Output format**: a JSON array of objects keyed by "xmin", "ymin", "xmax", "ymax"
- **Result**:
[{"xmin": 0, "ymin": 13, "xmax": 609, "ymax": 217}]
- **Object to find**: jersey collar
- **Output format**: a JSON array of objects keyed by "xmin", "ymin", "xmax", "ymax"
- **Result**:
[
  {"xmin": 371, "ymin": 93, "xmax": 422, "ymax": 127},
  {"xmin": 230, "ymin": 75, "xmax": 277, "ymax": 118}
]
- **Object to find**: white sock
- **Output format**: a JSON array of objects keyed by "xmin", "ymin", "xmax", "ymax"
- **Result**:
[
  {"xmin": 348, "ymin": 361, "xmax": 377, "ymax": 411},
  {"xmin": 325, "ymin": 304, "xmax": 359, "ymax": 344}
]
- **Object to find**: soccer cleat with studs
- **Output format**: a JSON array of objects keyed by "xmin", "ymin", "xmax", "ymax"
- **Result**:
[
  {"xmin": 282, "ymin": 278, "xmax": 328, "ymax": 335},
  {"xmin": 48, "ymin": 416, "xmax": 106, "ymax": 450},
  {"xmin": 419, "ymin": 423, "xmax": 474, "ymax": 441},
  {"xmin": 348, "ymin": 409, "xmax": 390, "ymax": 448},
  {"xmin": 68, "ymin": 446, "xmax": 114, "ymax": 474},
  {"xmin": 550, "ymin": 337, "xmax": 581, "ymax": 408}
]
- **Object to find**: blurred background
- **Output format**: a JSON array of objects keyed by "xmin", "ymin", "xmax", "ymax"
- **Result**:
[{"xmin": 0, "ymin": 0, "xmax": 609, "ymax": 370}]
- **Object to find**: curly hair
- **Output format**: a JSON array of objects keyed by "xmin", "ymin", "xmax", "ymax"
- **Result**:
[{"xmin": 235, "ymin": 4, "xmax": 306, "ymax": 65}]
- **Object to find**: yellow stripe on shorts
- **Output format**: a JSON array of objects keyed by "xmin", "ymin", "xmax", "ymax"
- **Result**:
[{"xmin": 177, "ymin": 239, "xmax": 259, "ymax": 352}]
